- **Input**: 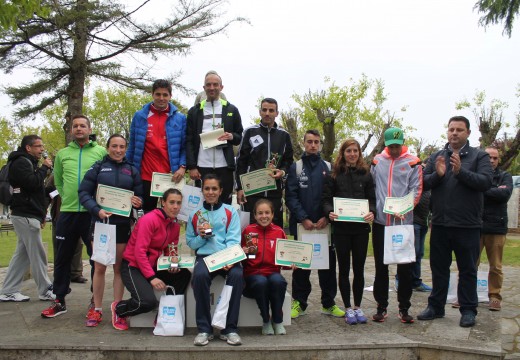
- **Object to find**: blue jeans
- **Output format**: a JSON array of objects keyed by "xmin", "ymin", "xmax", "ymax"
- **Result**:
[
  {"xmin": 412, "ymin": 224, "xmax": 429, "ymax": 287},
  {"xmin": 243, "ymin": 273, "xmax": 287, "ymax": 324}
]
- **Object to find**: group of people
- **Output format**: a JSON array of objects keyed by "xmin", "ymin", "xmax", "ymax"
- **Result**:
[{"xmin": 0, "ymin": 71, "xmax": 513, "ymax": 347}]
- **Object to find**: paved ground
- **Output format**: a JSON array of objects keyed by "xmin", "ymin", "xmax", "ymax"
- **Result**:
[{"xmin": 0, "ymin": 238, "xmax": 518, "ymax": 359}]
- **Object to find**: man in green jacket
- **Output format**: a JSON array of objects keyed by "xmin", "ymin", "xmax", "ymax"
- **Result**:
[{"xmin": 41, "ymin": 115, "xmax": 106, "ymax": 318}]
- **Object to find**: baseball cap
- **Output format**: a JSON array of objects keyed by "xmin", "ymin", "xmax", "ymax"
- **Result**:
[{"xmin": 384, "ymin": 127, "xmax": 404, "ymax": 146}]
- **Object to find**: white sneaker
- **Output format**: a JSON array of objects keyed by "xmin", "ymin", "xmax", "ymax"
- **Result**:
[
  {"xmin": 39, "ymin": 289, "xmax": 56, "ymax": 301},
  {"xmin": 0, "ymin": 292, "xmax": 30, "ymax": 302},
  {"xmin": 194, "ymin": 333, "xmax": 213, "ymax": 346},
  {"xmin": 219, "ymin": 332, "xmax": 242, "ymax": 346}
]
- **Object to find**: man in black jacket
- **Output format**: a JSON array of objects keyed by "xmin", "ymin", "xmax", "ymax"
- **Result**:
[
  {"xmin": 236, "ymin": 98, "xmax": 294, "ymax": 228},
  {"xmin": 0, "ymin": 135, "xmax": 55, "ymax": 302},
  {"xmin": 186, "ymin": 71, "xmax": 243, "ymax": 204},
  {"xmin": 479, "ymin": 146, "xmax": 513, "ymax": 311},
  {"xmin": 418, "ymin": 116, "xmax": 492, "ymax": 327}
]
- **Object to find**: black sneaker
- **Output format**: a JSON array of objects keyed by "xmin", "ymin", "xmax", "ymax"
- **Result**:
[
  {"xmin": 460, "ymin": 312, "xmax": 476, "ymax": 327},
  {"xmin": 398, "ymin": 309, "xmax": 414, "ymax": 323},
  {"xmin": 372, "ymin": 308, "xmax": 388, "ymax": 322}
]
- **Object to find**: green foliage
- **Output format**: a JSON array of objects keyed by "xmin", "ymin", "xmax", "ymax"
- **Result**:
[
  {"xmin": 474, "ymin": 0, "xmax": 520, "ymax": 37},
  {"xmin": 0, "ymin": 0, "xmax": 48, "ymax": 30},
  {"xmin": 0, "ymin": 117, "xmax": 20, "ymax": 166}
]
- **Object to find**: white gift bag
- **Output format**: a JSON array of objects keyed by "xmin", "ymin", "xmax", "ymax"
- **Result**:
[
  {"xmin": 91, "ymin": 220, "xmax": 117, "ymax": 266},
  {"xmin": 211, "ymin": 284, "xmax": 232, "ymax": 330},
  {"xmin": 383, "ymin": 222, "xmax": 415, "ymax": 265},
  {"xmin": 178, "ymin": 185, "xmax": 203, "ymax": 222},
  {"xmin": 448, "ymin": 271, "xmax": 489, "ymax": 304},
  {"xmin": 153, "ymin": 286, "xmax": 185, "ymax": 336},
  {"xmin": 238, "ymin": 206, "xmax": 250, "ymax": 232}
]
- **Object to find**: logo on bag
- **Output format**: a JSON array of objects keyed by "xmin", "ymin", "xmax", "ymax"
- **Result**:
[
  {"xmin": 477, "ymin": 279, "xmax": 488, "ymax": 288},
  {"xmin": 314, "ymin": 244, "xmax": 321, "ymax": 255},
  {"xmin": 188, "ymin": 195, "xmax": 201, "ymax": 206},
  {"xmin": 392, "ymin": 234, "xmax": 403, "ymax": 247},
  {"xmin": 162, "ymin": 306, "xmax": 176, "ymax": 320},
  {"xmin": 99, "ymin": 234, "xmax": 108, "ymax": 248}
]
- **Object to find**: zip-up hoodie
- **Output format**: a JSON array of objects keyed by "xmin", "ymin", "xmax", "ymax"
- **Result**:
[
  {"xmin": 122, "ymin": 209, "xmax": 179, "ymax": 281},
  {"xmin": 371, "ymin": 146, "xmax": 422, "ymax": 226},
  {"xmin": 54, "ymin": 140, "xmax": 106, "ymax": 212},
  {"xmin": 241, "ymin": 223, "xmax": 286, "ymax": 277},
  {"xmin": 78, "ymin": 155, "xmax": 143, "ymax": 225},
  {"xmin": 186, "ymin": 201, "xmax": 241, "ymax": 255}
]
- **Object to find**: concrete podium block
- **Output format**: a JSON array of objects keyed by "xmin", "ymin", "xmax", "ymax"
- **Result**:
[{"xmin": 130, "ymin": 275, "xmax": 291, "ymax": 328}]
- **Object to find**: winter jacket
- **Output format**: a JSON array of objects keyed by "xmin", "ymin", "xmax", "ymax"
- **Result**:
[
  {"xmin": 482, "ymin": 168, "xmax": 513, "ymax": 234},
  {"xmin": 186, "ymin": 99, "xmax": 243, "ymax": 170},
  {"xmin": 8, "ymin": 150, "xmax": 50, "ymax": 222},
  {"xmin": 236, "ymin": 122, "xmax": 294, "ymax": 197},
  {"xmin": 413, "ymin": 190, "xmax": 431, "ymax": 227},
  {"xmin": 286, "ymin": 153, "xmax": 330, "ymax": 237},
  {"xmin": 54, "ymin": 140, "xmax": 106, "ymax": 212},
  {"xmin": 423, "ymin": 142, "xmax": 492, "ymax": 229},
  {"xmin": 322, "ymin": 166, "xmax": 376, "ymax": 235},
  {"xmin": 78, "ymin": 155, "xmax": 143, "ymax": 225},
  {"xmin": 241, "ymin": 223, "xmax": 286, "ymax": 277},
  {"xmin": 126, "ymin": 102, "xmax": 187, "ymax": 173},
  {"xmin": 122, "ymin": 209, "xmax": 179, "ymax": 281},
  {"xmin": 371, "ymin": 146, "xmax": 423, "ymax": 226},
  {"xmin": 186, "ymin": 201, "xmax": 241, "ymax": 256}
]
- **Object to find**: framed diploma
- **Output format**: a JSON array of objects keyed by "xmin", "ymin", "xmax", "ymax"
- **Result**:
[
  {"xmin": 333, "ymin": 197, "xmax": 369, "ymax": 222},
  {"xmin": 275, "ymin": 239, "xmax": 313, "ymax": 269},
  {"xmin": 203, "ymin": 244, "xmax": 247, "ymax": 272},
  {"xmin": 95, "ymin": 184, "xmax": 133, "ymax": 217},
  {"xmin": 150, "ymin": 172, "xmax": 185, "ymax": 197},
  {"xmin": 239, "ymin": 169, "xmax": 277, "ymax": 197},
  {"xmin": 383, "ymin": 192, "xmax": 414, "ymax": 215},
  {"xmin": 200, "ymin": 128, "xmax": 227, "ymax": 150}
]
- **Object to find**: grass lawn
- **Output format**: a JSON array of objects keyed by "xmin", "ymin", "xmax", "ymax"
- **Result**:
[{"xmin": 1, "ymin": 226, "xmax": 520, "ymax": 267}]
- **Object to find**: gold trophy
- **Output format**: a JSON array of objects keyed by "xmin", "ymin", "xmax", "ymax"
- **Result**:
[
  {"xmin": 168, "ymin": 243, "xmax": 180, "ymax": 269},
  {"xmin": 245, "ymin": 233, "xmax": 259, "ymax": 259},
  {"xmin": 197, "ymin": 210, "xmax": 213, "ymax": 238}
]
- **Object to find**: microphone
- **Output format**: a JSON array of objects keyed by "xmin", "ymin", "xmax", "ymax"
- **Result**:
[{"xmin": 42, "ymin": 151, "xmax": 48, "ymax": 159}]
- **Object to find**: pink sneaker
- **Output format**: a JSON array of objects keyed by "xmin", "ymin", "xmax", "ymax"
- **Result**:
[
  {"xmin": 85, "ymin": 308, "xmax": 102, "ymax": 327},
  {"xmin": 111, "ymin": 301, "xmax": 128, "ymax": 331}
]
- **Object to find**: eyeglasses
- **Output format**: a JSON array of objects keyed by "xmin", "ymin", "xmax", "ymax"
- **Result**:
[{"xmin": 31, "ymin": 144, "xmax": 44, "ymax": 148}]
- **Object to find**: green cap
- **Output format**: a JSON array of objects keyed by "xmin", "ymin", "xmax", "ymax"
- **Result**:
[{"xmin": 384, "ymin": 127, "xmax": 404, "ymax": 146}]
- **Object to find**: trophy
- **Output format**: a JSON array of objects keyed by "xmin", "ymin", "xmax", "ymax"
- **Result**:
[
  {"xmin": 167, "ymin": 243, "xmax": 180, "ymax": 269},
  {"xmin": 245, "ymin": 232, "xmax": 259, "ymax": 259},
  {"xmin": 196, "ymin": 210, "xmax": 213, "ymax": 238},
  {"xmin": 265, "ymin": 152, "xmax": 281, "ymax": 171}
]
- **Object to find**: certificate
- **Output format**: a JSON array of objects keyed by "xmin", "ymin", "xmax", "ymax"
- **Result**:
[
  {"xmin": 297, "ymin": 223, "xmax": 331, "ymax": 246},
  {"xmin": 240, "ymin": 169, "xmax": 277, "ymax": 197},
  {"xmin": 203, "ymin": 244, "xmax": 247, "ymax": 272},
  {"xmin": 157, "ymin": 255, "xmax": 196, "ymax": 271},
  {"xmin": 333, "ymin": 197, "xmax": 369, "ymax": 222},
  {"xmin": 150, "ymin": 172, "xmax": 185, "ymax": 197},
  {"xmin": 95, "ymin": 184, "xmax": 133, "ymax": 217},
  {"xmin": 200, "ymin": 128, "xmax": 227, "ymax": 150},
  {"xmin": 383, "ymin": 192, "xmax": 414, "ymax": 215},
  {"xmin": 275, "ymin": 239, "xmax": 313, "ymax": 269}
]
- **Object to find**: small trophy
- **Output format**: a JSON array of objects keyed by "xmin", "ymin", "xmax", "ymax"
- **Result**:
[
  {"xmin": 168, "ymin": 243, "xmax": 180, "ymax": 269},
  {"xmin": 245, "ymin": 233, "xmax": 259, "ymax": 259},
  {"xmin": 197, "ymin": 210, "xmax": 213, "ymax": 239},
  {"xmin": 265, "ymin": 152, "xmax": 281, "ymax": 171}
]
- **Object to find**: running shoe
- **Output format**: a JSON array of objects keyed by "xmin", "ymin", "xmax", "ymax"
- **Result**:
[
  {"xmin": 86, "ymin": 308, "xmax": 102, "ymax": 327},
  {"xmin": 111, "ymin": 301, "xmax": 128, "ymax": 330},
  {"xmin": 345, "ymin": 308, "xmax": 358, "ymax": 325},
  {"xmin": 41, "ymin": 300, "xmax": 67, "ymax": 318},
  {"xmin": 291, "ymin": 300, "xmax": 306, "ymax": 318},
  {"xmin": 398, "ymin": 309, "xmax": 414, "ymax": 323},
  {"xmin": 354, "ymin": 308, "xmax": 368, "ymax": 324},
  {"xmin": 0, "ymin": 292, "xmax": 30, "ymax": 302},
  {"xmin": 372, "ymin": 307, "xmax": 388, "ymax": 322},
  {"xmin": 321, "ymin": 305, "xmax": 345, "ymax": 317}
]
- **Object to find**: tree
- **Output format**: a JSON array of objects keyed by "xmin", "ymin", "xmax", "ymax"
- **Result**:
[
  {"xmin": 291, "ymin": 76, "xmax": 413, "ymax": 163},
  {"xmin": 0, "ymin": 0, "xmax": 244, "ymax": 142},
  {"xmin": 474, "ymin": 0, "xmax": 520, "ymax": 37},
  {"xmin": 456, "ymin": 88, "xmax": 520, "ymax": 170},
  {"xmin": 0, "ymin": 117, "xmax": 20, "ymax": 166}
]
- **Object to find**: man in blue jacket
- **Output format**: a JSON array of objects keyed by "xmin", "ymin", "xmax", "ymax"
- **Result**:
[
  {"xmin": 285, "ymin": 129, "xmax": 344, "ymax": 319},
  {"xmin": 126, "ymin": 79, "xmax": 187, "ymax": 212},
  {"xmin": 418, "ymin": 116, "xmax": 492, "ymax": 327}
]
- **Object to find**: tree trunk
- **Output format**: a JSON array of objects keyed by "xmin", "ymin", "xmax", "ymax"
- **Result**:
[
  {"xmin": 280, "ymin": 112, "xmax": 302, "ymax": 160},
  {"xmin": 499, "ymin": 128, "xmax": 520, "ymax": 170},
  {"xmin": 64, "ymin": 0, "xmax": 89, "ymax": 143},
  {"xmin": 316, "ymin": 109, "xmax": 335, "ymax": 162}
]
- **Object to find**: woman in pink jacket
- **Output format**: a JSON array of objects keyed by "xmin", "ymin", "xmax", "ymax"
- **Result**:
[{"xmin": 110, "ymin": 188, "xmax": 191, "ymax": 330}]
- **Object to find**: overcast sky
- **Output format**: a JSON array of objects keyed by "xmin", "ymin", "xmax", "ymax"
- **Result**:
[{"xmin": 1, "ymin": 0, "xmax": 519, "ymax": 147}]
